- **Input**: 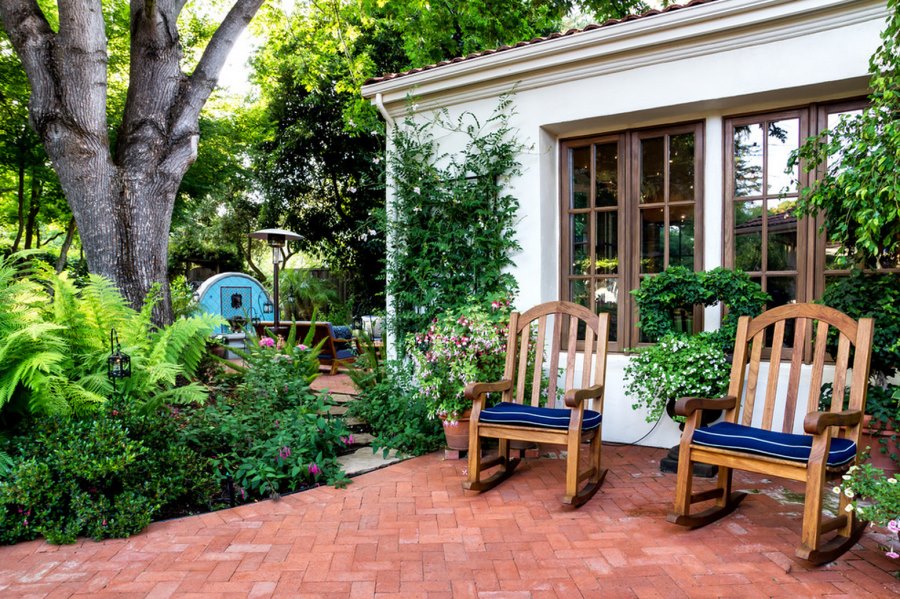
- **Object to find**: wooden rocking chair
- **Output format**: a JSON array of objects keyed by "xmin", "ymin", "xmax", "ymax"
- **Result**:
[
  {"xmin": 463, "ymin": 301, "xmax": 610, "ymax": 506},
  {"xmin": 668, "ymin": 303, "xmax": 874, "ymax": 564}
]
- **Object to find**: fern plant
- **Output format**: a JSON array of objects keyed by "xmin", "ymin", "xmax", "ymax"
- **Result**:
[{"xmin": 0, "ymin": 255, "xmax": 223, "ymax": 421}]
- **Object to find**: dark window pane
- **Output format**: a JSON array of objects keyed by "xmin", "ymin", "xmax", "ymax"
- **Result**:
[
  {"xmin": 669, "ymin": 133, "xmax": 695, "ymax": 203},
  {"xmin": 766, "ymin": 198, "xmax": 797, "ymax": 271},
  {"xmin": 668, "ymin": 205, "xmax": 694, "ymax": 268},
  {"xmin": 733, "ymin": 124, "xmax": 763, "ymax": 197},
  {"xmin": 570, "ymin": 146, "xmax": 590, "ymax": 209},
  {"xmin": 595, "ymin": 278, "xmax": 618, "ymax": 342},
  {"xmin": 570, "ymin": 279, "xmax": 589, "ymax": 308},
  {"xmin": 734, "ymin": 200, "xmax": 763, "ymax": 272},
  {"xmin": 640, "ymin": 207, "xmax": 665, "ymax": 273},
  {"xmin": 570, "ymin": 213, "xmax": 589, "ymax": 275},
  {"xmin": 595, "ymin": 211, "xmax": 618, "ymax": 274},
  {"xmin": 595, "ymin": 142, "xmax": 618, "ymax": 208},
  {"xmin": 640, "ymin": 137, "xmax": 664, "ymax": 204},
  {"xmin": 767, "ymin": 276, "xmax": 797, "ymax": 308},
  {"xmin": 767, "ymin": 119, "xmax": 799, "ymax": 194}
]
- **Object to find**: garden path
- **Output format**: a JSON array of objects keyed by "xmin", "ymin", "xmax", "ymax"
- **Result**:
[{"xmin": 1, "ymin": 445, "xmax": 899, "ymax": 597}]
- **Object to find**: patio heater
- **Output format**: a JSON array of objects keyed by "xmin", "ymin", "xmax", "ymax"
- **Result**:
[{"xmin": 248, "ymin": 228, "xmax": 302, "ymax": 333}]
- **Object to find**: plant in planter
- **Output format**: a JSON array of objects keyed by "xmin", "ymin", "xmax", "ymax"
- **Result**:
[
  {"xmin": 837, "ymin": 462, "xmax": 900, "ymax": 559},
  {"xmin": 624, "ymin": 333, "xmax": 732, "ymax": 424},
  {"xmin": 407, "ymin": 300, "xmax": 511, "ymax": 424}
]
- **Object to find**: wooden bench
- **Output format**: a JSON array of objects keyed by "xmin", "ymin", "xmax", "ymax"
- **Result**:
[{"xmin": 255, "ymin": 321, "xmax": 360, "ymax": 374}]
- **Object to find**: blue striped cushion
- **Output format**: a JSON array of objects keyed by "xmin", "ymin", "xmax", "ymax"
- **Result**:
[
  {"xmin": 479, "ymin": 402, "xmax": 602, "ymax": 431},
  {"xmin": 692, "ymin": 421, "xmax": 857, "ymax": 467}
]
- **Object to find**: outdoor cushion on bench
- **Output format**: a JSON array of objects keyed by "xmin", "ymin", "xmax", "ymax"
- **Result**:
[
  {"xmin": 692, "ymin": 421, "xmax": 856, "ymax": 467},
  {"xmin": 479, "ymin": 402, "xmax": 602, "ymax": 431}
]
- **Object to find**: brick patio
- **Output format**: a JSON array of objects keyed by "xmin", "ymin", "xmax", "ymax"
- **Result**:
[{"xmin": 2, "ymin": 445, "xmax": 899, "ymax": 598}]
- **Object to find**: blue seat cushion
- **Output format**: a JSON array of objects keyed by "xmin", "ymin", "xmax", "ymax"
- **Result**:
[
  {"xmin": 479, "ymin": 402, "xmax": 602, "ymax": 431},
  {"xmin": 319, "ymin": 348, "xmax": 355, "ymax": 361},
  {"xmin": 692, "ymin": 421, "xmax": 857, "ymax": 467}
]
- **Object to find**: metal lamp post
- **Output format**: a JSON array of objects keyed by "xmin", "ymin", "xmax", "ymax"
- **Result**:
[{"xmin": 248, "ymin": 228, "xmax": 302, "ymax": 332}]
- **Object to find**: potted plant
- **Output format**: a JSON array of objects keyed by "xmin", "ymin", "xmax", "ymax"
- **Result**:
[
  {"xmin": 624, "ymin": 332, "xmax": 732, "ymax": 426},
  {"xmin": 837, "ymin": 461, "xmax": 900, "ymax": 559},
  {"xmin": 406, "ymin": 299, "xmax": 511, "ymax": 450}
]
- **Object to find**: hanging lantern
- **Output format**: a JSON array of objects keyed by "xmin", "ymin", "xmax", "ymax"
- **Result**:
[
  {"xmin": 263, "ymin": 300, "xmax": 274, "ymax": 314},
  {"xmin": 107, "ymin": 328, "xmax": 132, "ymax": 380}
]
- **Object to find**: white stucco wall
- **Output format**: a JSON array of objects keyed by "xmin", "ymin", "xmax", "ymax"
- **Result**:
[{"xmin": 363, "ymin": 0, "xmax": 887, "ymax": 447}]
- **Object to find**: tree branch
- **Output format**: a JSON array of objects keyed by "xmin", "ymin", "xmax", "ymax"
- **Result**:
[
  {"xmin": 170, "ymin": 0, "xmax": 265, "ymax": 139},
  {"xmin": 0, "ymin": 0, "xmax": 59, "ymax": 127}
]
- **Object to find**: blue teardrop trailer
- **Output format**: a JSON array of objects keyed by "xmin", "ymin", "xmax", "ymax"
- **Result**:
[{"xmin": 195, "ymin": 272, "xmax": 272, "ymax": 336}]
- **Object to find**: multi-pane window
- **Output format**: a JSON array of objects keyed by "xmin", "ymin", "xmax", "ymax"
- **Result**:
[
  {"xmin": 725, "ymin": 111, "xmax": 809, "ymax": 307},
  {"xmin": 725, "ymin": 100, "xmax": 897, "ymax": 309},
  {"xmin": 561, "ymin": 123, "xmax": 703, "ymax": 349}
]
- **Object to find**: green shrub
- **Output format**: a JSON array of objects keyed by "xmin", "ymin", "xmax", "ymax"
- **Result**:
[
  {"xmin": 348, "ymin": 360, "xmax": 443, "ymax": 456},
  {"xmin": 183, "ymin": 336, "xmax": 351, "ymax": 500},
  {"xmin": 0, "ymin": 400, "xmax": 214, "ymax": 545}
]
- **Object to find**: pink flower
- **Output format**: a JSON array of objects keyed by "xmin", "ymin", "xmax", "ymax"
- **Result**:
[
  {"xmin": 887, "ymin": 548, "xmax": 899, "ymax": 559},
  {"xmin": 308, "ymin": 462, "xmax": 320, "ymax": 476},
  {"xmin": 889, "ymin": 520, "xmax": 900, "ymax": 533},
  {"xmin": 259, "ymin": 337, "xmax": 275, "ymax": 348},
  {"xmin": 297, "ymin": 344, "xmax": 308, "ymax": 351},
  {"xmin": 102, "ymin": 519, "xmax": 107, "ymax": 527}
]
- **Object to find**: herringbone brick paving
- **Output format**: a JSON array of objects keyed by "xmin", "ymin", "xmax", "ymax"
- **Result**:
[{"xmin": 2, "ymin": 445, "xmax": 899, "ymax": 598}]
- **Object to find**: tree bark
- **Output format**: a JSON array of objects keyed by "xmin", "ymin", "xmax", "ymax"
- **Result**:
[
  {"xmin": 12, "ymin": 158, "xmax": 25, "ymax": 252},
  {"xmin": 55, "ymin": 217, "xmax": 77, "ymax": 273},
  {"xmin": 0, "ymin": 0, "xmax": 265, "ymax": 324},
  {"xmin": 23, "ymin": 169, "xmax": 40, "ymax": 250}
]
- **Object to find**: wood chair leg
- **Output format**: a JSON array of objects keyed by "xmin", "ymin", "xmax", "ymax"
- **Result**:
[
  {"xmin": 669, "ymin": 450, "xmax": 746, "ymax": 528},
  {"xmin": 564, "ymin": 431, "xmax": 605, "ymax": 507},
  {"xmin": 795, "ymin": 461, "xmax": 866, "ymax": 564},
  {"xmin": 462, "ymin": 436, "xmax": 519, "ymax": 493}
]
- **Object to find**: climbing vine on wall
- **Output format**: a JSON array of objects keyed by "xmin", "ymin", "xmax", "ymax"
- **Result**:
[{"xmin": 386, "ymin": 95, "xmax": 524, "ymax": 347}]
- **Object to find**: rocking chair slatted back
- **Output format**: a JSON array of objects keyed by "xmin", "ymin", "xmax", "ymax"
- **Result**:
[
  {"xmin": 729, "ymin": 303, "xmax": 871, "ymax": 437},
  {"xmin": 508, "ymin": 301, "xmax": 608, "ymax": 409}
]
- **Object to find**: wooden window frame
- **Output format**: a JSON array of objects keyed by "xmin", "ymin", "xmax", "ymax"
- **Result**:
[{"xmin": 560, "ymin": 122, "xmax": 704, "ymax": 351}]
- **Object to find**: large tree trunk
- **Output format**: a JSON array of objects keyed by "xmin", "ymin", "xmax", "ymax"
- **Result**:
[{"xmin": 0, "ymin": 0, "xmax": 265, "ymax": 324}]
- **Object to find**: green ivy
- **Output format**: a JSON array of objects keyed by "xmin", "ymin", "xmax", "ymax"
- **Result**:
[
  {"xmin": 631, "ymin": 266, "xmax": 770, "ymax": 351},
  {"xmin": 386, "ymin": 95, "xmax": 523, "ymax": 346}
]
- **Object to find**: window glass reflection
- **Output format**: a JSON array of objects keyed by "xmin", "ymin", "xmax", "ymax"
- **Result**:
[
  {"xmin": 669, "ymin": 133, "xmax": 695, "ymax": 203},
  {"xmin": 640, "ymin": 137, "xmax": 665, "ymax": 204},
  {"xmin": 734, "ymin": 124, "xmax": 763, "ymax": 197},
  {"xmin": 571, "ymin": 147, "xmax": 590, "ymax": 209},
  {"xmin": 595, "ymin": 143, "xmax": 618, "ymax": 208},
  {"xmin": 767, "ymin": 119, "xmax": 799, "ymax": 194}
]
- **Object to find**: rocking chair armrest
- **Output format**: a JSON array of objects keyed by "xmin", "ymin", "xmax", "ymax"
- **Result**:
[
  {"xmin": 464, "ymin": 379, "xmax": 513, "ymax": 401},
  {"xmin": 564, "ymin": 385, "xmax": 604, "ymax": 408},
  {"xmin": 675, "ymin": 395, "xmax": 737, "ymax": 417},
  {"xmin": 803, "ymin": 410, "xmax": 863, "ymax": 435}
]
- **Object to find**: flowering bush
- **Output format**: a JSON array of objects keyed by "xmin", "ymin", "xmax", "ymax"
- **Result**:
[
  {"xmin": 837, "ymin": 462, "xmax": 900, "ymax": 558},
  {"xmin": 624, "ymin": 333, "xmax": 731, "ymax": 423},
  {"xmin": 407, "ymin": 300, "xmax": 512, "ymax": 422}
]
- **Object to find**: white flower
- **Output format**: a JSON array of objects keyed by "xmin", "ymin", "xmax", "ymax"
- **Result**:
[
  {"xmin": 889, "ymin": 478, "xmax": 898, "ymax": 484},
  {"xmin": 848, "ymin": 465, "xmax": 858, "ymax": 472},
  {"xmin": 845, "ymin": 504, "xmax": 854, "ymax": 512},
  {"xmin": 844, "ymin": 489, "xmax": 855, "ymax": 499},
  {"xmin": 842, "ymin": 474, "xmax": 852, "ymax": 480},
  {"xmin": 413, "ymin": 186, "xmax": 421, "ymax": 194},
  {"xmin": 833, "ymin": 486, "xmax": 842, "ymax": 494}
]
